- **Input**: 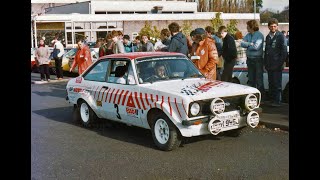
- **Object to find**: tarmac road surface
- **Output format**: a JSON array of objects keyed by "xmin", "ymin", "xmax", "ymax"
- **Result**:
[{"xmin": 31, "ymin": 73, "xmax": 289, "ymax": 179}]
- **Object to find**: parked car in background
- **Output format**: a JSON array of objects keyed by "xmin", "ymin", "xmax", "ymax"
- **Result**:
[
  {"xmin": 31, "ymin": 47, "xmax": 73, "ymax": 73},
  {"xmin": 66, "ymin": 52, "xmax": 262, "ymax": 151},
  {"xmin": 232, "ymin": 65, "xmax": 289, "ymax": 103},
  {"xmin": 49, "ymin": 48, "xmax": 99, "ymax": 74},
  {"xmin": 31, "ymin": 48, "xmax": 38, "ymax": 72},
  {"xmin": 232, "ymin": 45, "xmax": 289, "ymax": 103},
  {"xmin": 86, "ymin": 41, "xmax": 97, "ymax": 48}
]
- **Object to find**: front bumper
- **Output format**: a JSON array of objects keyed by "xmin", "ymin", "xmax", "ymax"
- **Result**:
[
  {"xmin": 178, "ymin": 108, "xmax": 262, "ymax": 137},
  {"xmin": 182, "ymin": 107, "xmax": 262, "ymax": 126}
]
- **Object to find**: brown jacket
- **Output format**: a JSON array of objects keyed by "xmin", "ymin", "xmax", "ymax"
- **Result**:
[{"xmin": 194, "ymin": 37, "xmax": 219, "ymax": 80}]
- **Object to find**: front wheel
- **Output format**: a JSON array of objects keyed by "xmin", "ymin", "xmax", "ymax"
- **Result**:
[
  {"xmin": 151, "ymin": 113, "xmax": 181, "ymax": 151},
  {"xmin": 78, "ymin": 101, "xmax": 97, "ymax": 127}
]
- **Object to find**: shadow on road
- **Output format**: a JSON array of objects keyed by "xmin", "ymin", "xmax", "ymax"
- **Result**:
[
  {"xmin": 32, "ymin": 106, "xmax": 224, "ymax": 150},
  {"xmin": 32, "ymin": 84, "xmax": 67, "ymax": 98},
  {"xmin": 33, "ymin": 107, "xmax": 155, "ymax": 149}
]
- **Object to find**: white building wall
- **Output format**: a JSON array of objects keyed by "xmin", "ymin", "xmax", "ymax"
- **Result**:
[
  {"xmin": 90, "ymin": 1, "xmax": 197, "ymax": 14},
  {"xmin": 34, "ymin": 12, "xmax": 260, "ymax": 22}
]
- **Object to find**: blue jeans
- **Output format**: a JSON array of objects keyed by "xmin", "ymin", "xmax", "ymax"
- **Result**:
[
  {"xmin": 267, "ymin": 70, "xmax": 282, "ymax": 104},
  {"xmin": 247, "ymin": 57, "xmax": 265, "ymax": 99}
]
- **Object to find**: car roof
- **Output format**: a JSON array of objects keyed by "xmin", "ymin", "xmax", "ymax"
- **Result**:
[{"xmin": 99, "ymin": 52, "xmax": 186, "ymax": 60}]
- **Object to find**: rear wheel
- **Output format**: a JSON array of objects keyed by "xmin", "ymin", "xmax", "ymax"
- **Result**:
[{"xmin": 151, "ymin": 113, "xmax": 181, "ymax": 151}]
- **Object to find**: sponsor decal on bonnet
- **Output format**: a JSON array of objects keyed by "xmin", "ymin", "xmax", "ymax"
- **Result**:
[{"xmin": 181, "ymin": 81, "xmax": 222, "ymax": 95}]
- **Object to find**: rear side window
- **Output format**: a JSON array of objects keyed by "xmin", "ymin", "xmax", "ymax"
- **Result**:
[{"xmin": 83, "ymin": 60, "xmax": 109, "ymax": 82}]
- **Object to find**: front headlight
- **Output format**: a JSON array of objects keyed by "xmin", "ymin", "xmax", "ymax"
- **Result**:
[
  {"xmin": 244, "ymin": 94, "xmax": 258, "ymax": 110},
  {"xmin": 190, "ymin": 103, "xmax": 200, "ymax": 116},
  {"xmin": 210, "ymin": 98, "xmax": 225, "ymax": 115}
]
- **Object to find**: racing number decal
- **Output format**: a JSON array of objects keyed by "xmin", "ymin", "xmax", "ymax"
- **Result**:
[{"xmin": 114, "ymin": 104, "xmax": 121, "ymax": 119}]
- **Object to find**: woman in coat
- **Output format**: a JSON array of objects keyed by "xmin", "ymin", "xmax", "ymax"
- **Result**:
[
  {"xmin": 35, "ymin": 39, "xmax": 51, "ymax": 81},
  {"xmin": 70, "ymin": 40, "xmax": 93, "ymax": 75}
]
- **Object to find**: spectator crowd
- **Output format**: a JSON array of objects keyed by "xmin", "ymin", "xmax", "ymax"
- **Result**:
[{"xmin": 35, "ymin": 18, "xmax": 288, "ymax": 106}]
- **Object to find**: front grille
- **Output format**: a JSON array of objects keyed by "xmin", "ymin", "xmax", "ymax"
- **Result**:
[{"xmin": 221, "ymin": 95, "xmax": 245, "ymax": 112}]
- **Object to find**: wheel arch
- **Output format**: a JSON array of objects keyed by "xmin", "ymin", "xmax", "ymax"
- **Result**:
[
  {"xmin": 146, "ymin": 107, "xmax": 182, "ymax": 136},
  {"xmin": 76, "ymin": 98, "xmax": 101, "ymax": 118}
]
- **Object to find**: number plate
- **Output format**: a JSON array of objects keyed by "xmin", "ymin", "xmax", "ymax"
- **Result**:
[
  {"xmin": 216, "ymin": 111, "xmax": 240, "ymax": 127},
  {"xmin": 208, "ymin": 111, "xmax": 240, "ymax": 135}
]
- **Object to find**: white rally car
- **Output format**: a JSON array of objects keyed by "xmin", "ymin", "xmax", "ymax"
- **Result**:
[{"xmin": 66, "ymin": 52, "xmax": 262, "ymax": 151}]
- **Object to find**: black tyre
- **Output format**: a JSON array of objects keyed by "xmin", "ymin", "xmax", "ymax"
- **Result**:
[
  {"xmin": 282, "ymin": 83, "xmax": 289, "ymax": 103},
  {"xmin": 224, "ymin": 127, "xmax": 246, "ymax": 137},
  {"xmin": 151, "ymin": 113, "xmax": 182, "ymax": 151},
  {"xmin": 78, "ymin": 101, "xmax": 97, "ymax": 127}
]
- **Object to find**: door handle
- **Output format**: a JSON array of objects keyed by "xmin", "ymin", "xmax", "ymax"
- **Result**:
[{"xmin": 102, "ymin": 86, "xmax": 108, "ymax": 89}]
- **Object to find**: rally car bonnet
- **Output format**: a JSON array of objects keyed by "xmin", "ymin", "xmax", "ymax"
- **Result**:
[{"xmin": 142, "ymin": 78, "xmax": 260, "ymax": 101}]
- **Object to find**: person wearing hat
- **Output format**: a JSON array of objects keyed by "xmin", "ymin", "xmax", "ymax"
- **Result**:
[{"xmin": 191, "ymin": 28, "xmax": 219, "ymax": 80}]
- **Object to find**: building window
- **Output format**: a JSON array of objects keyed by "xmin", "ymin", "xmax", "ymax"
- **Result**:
[
  {"xmin": 122, "ymin": 11, "xmax": 134, "ymax": 14},
  {"xmin": 107, "ymin": 11, "xmax": 121, "ymax": 14},
  {"xmin": 135, "ymin": 11, "xmax": 148, "ymax": 14},
  {"xmin": 162, "ymin": 11, "xmax": 173, "ymax": 14},
  {"xmin": 173, "ymin": 11, "xmax": 183, "ymax": 14},
  {"xmin": 95, "ymin": 11, "xmax": 106, "ymax": 14}
]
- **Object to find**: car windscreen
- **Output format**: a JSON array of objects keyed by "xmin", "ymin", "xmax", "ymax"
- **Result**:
[
  {"xmin": 64, "ymin": 48, "xmax": 77, "ymax": 58},
  {"xmin": 136, "ymin": 57, "xmax": 203, "ymax": 84}
]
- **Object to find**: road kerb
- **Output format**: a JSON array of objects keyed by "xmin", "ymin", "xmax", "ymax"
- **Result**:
[
  {"xmin": 259, "ymin": 121, "xmax": 289, "ymax": 131},
  {"xmin": 32, "ymin": 78, "xmax": 71, "ymax": 84}
]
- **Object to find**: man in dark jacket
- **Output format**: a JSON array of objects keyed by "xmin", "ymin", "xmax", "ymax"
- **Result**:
[
  {"xmin": 218, "ymin": 26, "xmax": 237, "ymax": 82},
  {"xmin": 264, "ymin": 18, "xmax": 288, "ymax": 107},
  {"xmin": 168, "ymin": 22, "xmax": 188, "ymax": 56}
]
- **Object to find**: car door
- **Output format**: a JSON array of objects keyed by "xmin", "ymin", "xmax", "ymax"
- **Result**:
[
  {"xmin": 102, "ymin": 59, "xmax": 143, "ymax": 127},
  {"xmin": 82, "ymin": 59, "xmax": 110, "ymax": 118}
]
